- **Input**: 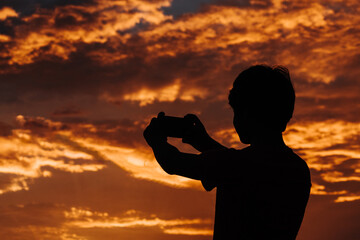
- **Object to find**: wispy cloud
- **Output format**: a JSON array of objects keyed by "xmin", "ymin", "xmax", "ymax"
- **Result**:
[
  {"xmin": 0, "ymin": 204, "xmax": 213, "ymax": 239},
  {"xmin": 65, "ymin": 207, "xmax": 212, "ymax": 236},
  {"xmin": 0, "ymin": 115, "xmax": 202, "ymax": 195}
]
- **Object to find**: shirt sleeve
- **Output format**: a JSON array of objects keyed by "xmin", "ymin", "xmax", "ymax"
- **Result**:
[{"xmin": 200, "ymin": 148, "xmax": 239, "ymax": 191}]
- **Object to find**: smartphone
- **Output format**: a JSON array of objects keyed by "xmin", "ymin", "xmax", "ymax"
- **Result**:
[{"xmin": 159, "ymin": 116, "xmax": 193, "ymax": 138}]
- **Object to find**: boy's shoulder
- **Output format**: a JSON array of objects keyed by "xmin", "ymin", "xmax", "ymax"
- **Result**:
[
  {"xmin": 231, "ymin": 145, "xmax": 310, "ymax": 184},
  {"xmin": 200, "ymin": 145, "xmax": 311, "ymax": 190}
]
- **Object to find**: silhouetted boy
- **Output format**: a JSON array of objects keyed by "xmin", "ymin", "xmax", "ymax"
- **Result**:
[{"xmin": 144, "ymin": 65, "xmax": 311, "ymax": 239}]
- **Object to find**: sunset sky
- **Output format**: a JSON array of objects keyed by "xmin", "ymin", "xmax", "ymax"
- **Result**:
[{"xmin": 0, "ymin": 0, "xmax": 359, "ymax": 239}]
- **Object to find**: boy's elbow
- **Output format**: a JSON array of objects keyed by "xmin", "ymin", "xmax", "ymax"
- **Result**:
[{"xmin": 154, "ymin": 149, "xmax": 179, "ymax": 175}]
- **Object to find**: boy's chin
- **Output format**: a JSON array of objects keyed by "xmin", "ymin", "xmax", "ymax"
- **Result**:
[{"xmin": 239, "ymin": 135, "xmax": 251, "ymax": 145}]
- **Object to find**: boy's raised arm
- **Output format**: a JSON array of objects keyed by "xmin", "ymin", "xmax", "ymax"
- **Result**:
[{"xmin": 143, "ymin": 116, "xmax": 204, "ymax": 180}]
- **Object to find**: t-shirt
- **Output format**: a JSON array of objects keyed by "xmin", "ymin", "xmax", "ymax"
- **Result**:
[{"xmin": 200, "ymin": 146, "xmax": 311, "ymax": 240}]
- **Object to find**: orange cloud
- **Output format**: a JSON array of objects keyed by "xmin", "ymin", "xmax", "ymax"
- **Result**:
[
  {"xmin": 3, "ymin": 0, "xmax": 359, "ymax": 88},
  {"xmin": 0, "ymin": 116, "xmax": 105, "ymax": 194},
  {"xmin": 0, "ymin": 7, "xmax": 18, "ymax": 20},
  {"xmin": 284, "ymin": 121, "xmax": 360, "ymax": 169},
  {"xmin": 310, "ymin": 183, "xmax": 346, "ymax": 196},
  {"xmin": 0, "ymin": 34, "xmax": 11, "ymax": 42},
  {"xmin": 4, "ymin": 0, "xmax": 172, "ymax": 65},
  {"xmin": 0, "ymin": 115, "xmax": 203, "ymax": 195},
  {"xmin": 0, "ymin": 204, "xmax": 213, "ymax": 239},
  {"xmin": 212, "ymin": 128, "xmax": 246, "ymax": 149},
  {"xmin": 101, "ymin": 79, "xmax": 208, "ymax": 106},
  {"xmin": 334, "ymin": 195, "xmax": 360, "ymax": 203},
  {"xmin": 73, "ymin": 136, "xmax": 202, "ymax": 189},
  {"xmin": 284, "ymin": 121, "xmax": 360, "ymax": 202},
  {"xmin": 137, "ymin": 2, "xmax": 359, "ymax": 83},
  {"xmin": 321, "ymin": 171, "xmax": 360, "ymax": 183},
  {"xmin": 64, "ymin": 207, "xmax": 213, "ymax": 236}
]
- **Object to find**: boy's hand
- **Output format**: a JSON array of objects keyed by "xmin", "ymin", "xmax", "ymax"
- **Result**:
[
  {"xmin": 182, "ymin": 114, "xmax": 213, "ymax": 152},
  {"xmin": 143, "ymin": 112, "xmax": 167, "ymax": 149}
]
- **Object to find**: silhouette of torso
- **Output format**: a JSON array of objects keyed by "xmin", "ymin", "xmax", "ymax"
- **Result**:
[{"xmin": 201, "ymin": 146, "xmax": 311, "ymax": 240}]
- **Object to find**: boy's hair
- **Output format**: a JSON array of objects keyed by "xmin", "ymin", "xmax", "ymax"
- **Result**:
[{"xmin": 228, "ymin": 65, "xmax": 295, "ymax": 132}]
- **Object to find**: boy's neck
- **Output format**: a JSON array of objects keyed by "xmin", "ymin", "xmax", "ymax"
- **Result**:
[{"xmin": 250, "ymin": 130, "xmax": 286, "ymax": 148}]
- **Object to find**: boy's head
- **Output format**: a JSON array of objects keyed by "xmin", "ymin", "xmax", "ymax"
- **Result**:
[{"xmin": 228, "ymin": 65, "xmax": 295, "ymax": 143}]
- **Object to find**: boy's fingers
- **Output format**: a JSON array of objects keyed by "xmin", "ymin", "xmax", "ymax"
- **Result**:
[
  {"xmin": 184, "ymin": 114, "xmax": 205, "ymax": 129},
  {"xmin": 182, "ymin": 137, "xmax": 189, "ymax": 144},
  {"xmin": 158, "ymin": 112, "xmax": 165, "ymax": 118},
  {"xmin": 184, "ymin": 113, "xmax": 196, "ymax": 121},
  {"xmin": 184, "ymin": 114, "xmax": 201, "ymax": 125},
  {"xmin": 150, "ymin": 117, "xmax": 161, "ymax": 126}
]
